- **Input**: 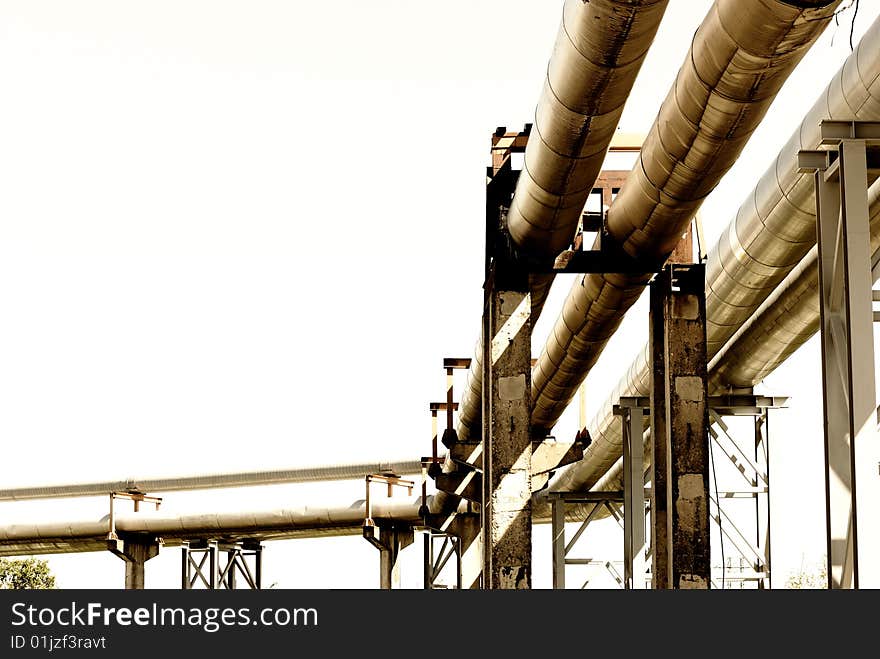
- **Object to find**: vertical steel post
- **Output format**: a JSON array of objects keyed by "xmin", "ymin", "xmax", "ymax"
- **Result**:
[
  {"xmin": 209, "ymin": 541, "xmax": 218, "ymax": 589},
  {"xmin": 755, "ymin": 412, "xmax": 771, "ymax": 588},
  {"xmin": 226, "ymin": 549, "xmax": 237, "ymax": 590},
  {"xmin": 252, "ymin": 544, "xmax": 262, "ymax": 590},
  {"xmin": 551, "ymin": 496, "xmax": 566, "ymax": 589},
  {"xmin": 181, "ymin": 544, "xmax": 190, "ymax": 589},
  {"xmin": 451, "ymin": 513, "xmax": 482, "ymax": 590},
  {"xmin": 423, "ymin": 531, "xmax": 432, "ymax": 589},
  {"xmin": 622, "ymin": 406, "xmax": 646, "ymax": 589},
  {"xmin": 811, "ymin": 135, "xmax": 879, "ymax": 588}
]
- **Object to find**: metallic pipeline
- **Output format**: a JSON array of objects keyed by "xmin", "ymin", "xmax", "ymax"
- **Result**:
[
  {"xmin": 705, "ymin": 14, "xmax": 880, "ymax": 356},
  {"xmin": 0, "ymin": 497, "xmax": 428, "ymax": 557},
  {"xmin": 530, "ymin": 0, "xmax": 841, "ymax": 435},
  {"xmin": 507, "ymin": 0, "xmax": 669, "ymax": 259},
  {"xmin": 0, "ymin": 459, "xmax": 425, "ymax": 502},
  {"xmin": 708, "ymin": 181, "xmax": 880, "ymax": 390},
  {"xmin": 555, "ymin": 180, "xmax": 880, "ymax": 512},
  {"xmin": 539, "ymin": 11, "xmax": 880, "ymax": 504},
  {"xmin": 455, "ymin": 0, "xmax": 670, "ymax": 446},
  {"xmin": 545, "ymin": 193, "xmax": 880, "ymax": 521},
  {"xmin": 12, "ymin": 172, "xmax": 879, "ymax": 553}
]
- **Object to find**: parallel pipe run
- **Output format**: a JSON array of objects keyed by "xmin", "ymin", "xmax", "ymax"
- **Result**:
[
  {"xmin": 705, "ymin": 14, "xmax": 880, "ymax": 356},
  {"xmin": 709, "ymin": 180, "xmax": 880, "ymax": 390},
  {"xmin": 0, "ymin": 460, "xmax": 425, "ymax": 501},
  {"xmin": 531, "ymin": 0, "xmax": 842, "ymax": 434},
  {"xmin": 541, "ymin": 11, "xmax": 880, "ymax": 504},
  {"xmin": 455, "ymin": 0, "xmax": 669, "ymax": 446},
  {"xmin": 552, "ymin": 177, "xmax": 879, "ymax": 514}
]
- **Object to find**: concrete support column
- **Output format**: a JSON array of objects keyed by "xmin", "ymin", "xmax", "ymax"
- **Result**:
[
  {"xmin": 649, "ymin": 264, "xmax": 710, "ymax": 589},
  {"xmin": 378, "ymin": 525, "xmax": 414, "ymax": 590},
  {"xmin": 108, "ymin": 536, "xmax": 160, "ymax": 590},
  {"xmin": 482, "ymin": 281, "xmax": 532, "ymax": 589}
]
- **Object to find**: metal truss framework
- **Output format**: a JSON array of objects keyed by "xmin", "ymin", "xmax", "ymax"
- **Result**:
[
  {"xmin": 550, "ymin": 490, "xmax": 627, "ymax": 589},
  {"xmin": 181, "ymin": 540, "xmax": 263, "ymax": 589},
  {"xmin": 550, "ymin": 395, "xmax": 785, "ymax": 589},
  {"xmin": 423, "ymin": 529, "xmax": 462, "ymax": 589},
  {"xmin": 798, "ymin": 120, "xmax": 880, "ymax": 588}
]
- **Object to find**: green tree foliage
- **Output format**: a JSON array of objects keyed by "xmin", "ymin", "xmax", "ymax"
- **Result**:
[{"xmin": 0, "ymin": 557, "xmax": 56, "ymax": 589}]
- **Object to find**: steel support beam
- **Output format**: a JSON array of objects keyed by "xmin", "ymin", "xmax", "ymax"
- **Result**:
[
  {"xmin": 649, "ymin": 264, "xmax": 710, "ymax": 589},
  {"xmin": 450, "ymin": 513, "xmax": 482, "ymax": 589},
  {"xmin": 754, "ymin": 411, "xmax": 771, "ymax": 589},
  {"xmin": 551, "ymin": 496, "xmax": 566, "ymax": 589},
  {"xmin": 549, "ymin": 491, "xmax": 625, "ymax": 589},
  {"xmin": 181, "ymin": 540, "xmax": 262, "ymax": 590},
  {"xmin": 423, "ymin": 531, "xmax": 461, "ymax": 590},
  {"xmin": 801, "ymin": 128, "xmax": 880, "ymax": 588},
  {"xmin": 615, "ymin": 401, "xmax": 647, "ymax": 589}
]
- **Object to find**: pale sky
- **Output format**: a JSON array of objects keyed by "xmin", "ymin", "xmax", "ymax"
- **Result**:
[{"xmin": 0, "ymin": 1, "xmax": 874, "ymax": 589}]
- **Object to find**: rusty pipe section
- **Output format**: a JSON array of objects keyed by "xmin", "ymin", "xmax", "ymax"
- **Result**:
[
  {"xmin": 506, "ymin": 0, "xmax": 669, "ymax": 258},
  {"xmin": 530, "ymin": 0, "xmax": 842, "ymax": 435},
  {"xmin": 455, "ymin": 0, "xmax": 669, "ymax": 445}
]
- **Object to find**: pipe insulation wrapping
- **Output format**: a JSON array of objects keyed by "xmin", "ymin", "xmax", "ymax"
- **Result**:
[
  {"xmin": 530, "ymin": 0, "xmax": 843, "ymax": 436},
  {"xmin": 541, "ymin": 10, "xmax": 880, "ymax": 506},
  {"xmin": 454, "ymin": 0, "xmax": 670, "ymax": 447},
  {"xmin": 546, "ymin": 180, "xmax": 880, "ymax": 522},
  {"xmin": 507, "ymin": 0, "xmax": 670, "ymax": 258}
]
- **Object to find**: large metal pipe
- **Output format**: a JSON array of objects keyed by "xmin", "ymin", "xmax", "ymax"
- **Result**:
[
  {"xmin": 0, "ymin": 459, "xmax": 425, "ymax": 502},
  {"xmin": 540, "ymin": 10, "xmax": 880, "ymax": 502},
  {"xmin": 531, "ymin": 0, "xmax": 842, "ymax": 435},
  {"xmin": 555, "ymin": 179, "xmax": 880, "ymax": 512},
  {"xmin": 507, "ymin": 0, "xmax": 669, "ymax": 258},
  {"xmin": 455, "ymin": 0, "xmax": 669, "ymax": 446},
  {"xmin": 709, "ymin": 180, "xmax": 880, "ymax": 390},
  {"xmin": 705, "ymin": 14, "xmax": 880, "ymax": 356},
  {"xmin": 0, "ymin": 497, "xmax": 428, "ymax": 557}
]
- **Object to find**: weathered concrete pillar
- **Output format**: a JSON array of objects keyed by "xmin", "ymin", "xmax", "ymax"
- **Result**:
[
  {"xmin": 449, "ymin": 513, "xmax": 482, "ymax": 589},
  {"xmin": 378, "ymin": 525, "xmax": 414, "ymax": 590},
  {"xmin": 108, "ymin": 536, "xmax": 160, "ymax": 590},
  {"xmin": 649, "ymin": 264, "xmax": 710, "ymax": 589},
  {"xmin": 482, "ymin": 280, "xmax": 532, "ymax": 589}
]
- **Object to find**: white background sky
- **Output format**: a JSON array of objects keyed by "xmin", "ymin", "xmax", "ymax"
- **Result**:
[{"xmin": 0, "ymin": 0, "xmax": 875, "ymax": 589}]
